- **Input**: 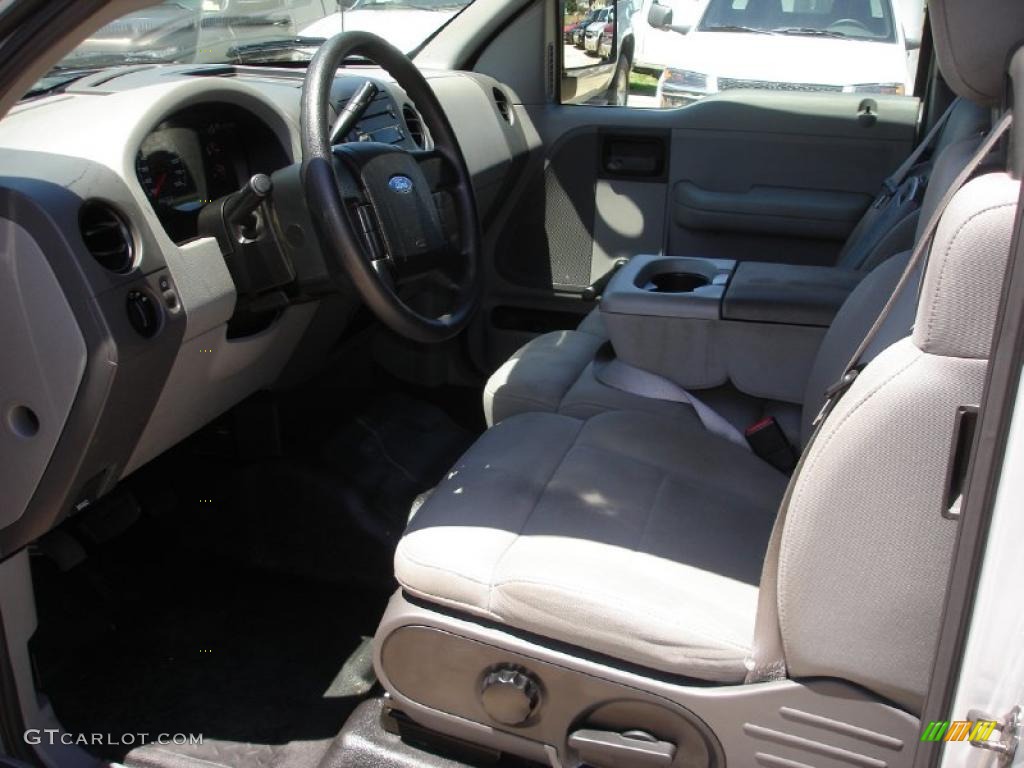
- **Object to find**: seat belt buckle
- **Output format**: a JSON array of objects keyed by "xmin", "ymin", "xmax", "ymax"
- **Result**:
[{"xmin": 745, "ymin": 417, "xmax": 797, "ymax": 473}]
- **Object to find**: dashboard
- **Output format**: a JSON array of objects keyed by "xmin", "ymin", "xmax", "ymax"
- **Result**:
[{"xmin": 0, "ymin": 62, "xmax": 535, "ymax": 556}]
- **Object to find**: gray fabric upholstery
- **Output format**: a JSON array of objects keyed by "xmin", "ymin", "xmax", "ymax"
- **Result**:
[
  {"xmin": 836, "ymin": 207, "xmax": 918, "ymax": 273},
  {"xmin": 563, "ymin": 364, "xmax": 805, "ymax": 445},
  {"xmin": 798, "ymin": 251, "xmax": 917, "ymax": 444},
  {"xmin": 781, "ymin": 341, "xmax": 987, "ymax": 712},
  {"xmin": 916, "ymin": 135, "xmax": 987, "ymax": 242},
  {"xmin": 604, "ymin": 312, "xmax": 825, "ymax": 401},
  {"xmin": 482, "ymin": 309, "xmax": 608, "ymax": 426},
  {"xmin": 394, "ymin": 5, "xmax": 1019, "ymax": 706},
  {"xmin": 788, "ymin": 134, "xmax": 997, "ymax": 445},
  {"xmin": 397, "ymin": 410, "xmax": 787, "ymax": 680},
  {"xmin": 931, "ymin": 0, "xmax": 1024, "ymax": 105},
  {"xmin": 576, "ymin": 307, "xmax": 607, "ymax": 336},
  {"xmin": 778, "ymin": 172, "xmax": 1020, "ymax": 713},
  {"xmin": 394, "ymin": 171, "xmax": 1017, "ymax": 714},
  {"xmin": 913, "ymin": 173, "xmax": 1020, "ymax": 358},
  {"xmin": 486, "ymin": 331, "xmax": 805, "ymax": 444},
  {"xmin": 483, "ymin": 329, "xmax": 605, "ymax": 426}
]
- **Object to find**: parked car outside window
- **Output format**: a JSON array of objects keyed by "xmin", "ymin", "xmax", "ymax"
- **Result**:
[
  {"xmin": 653, "ymin": 0, "xmax": 917, "ymax": 108},
  {"xmin": 565, "ymin": 7, "xmax": 600, "ymax": 43}
]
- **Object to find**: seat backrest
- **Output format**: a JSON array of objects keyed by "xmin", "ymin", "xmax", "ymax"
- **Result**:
[
  {"xmin": 777, "ymin": 170, "xmax": 1019, "ymax": 713},
  {"xmin": 834, "ymin": 98, "xmax": 990, "ymax": 272},
  {"xmin": 799, "ymin": 132, "xmax": 989, "ymax": 445}
]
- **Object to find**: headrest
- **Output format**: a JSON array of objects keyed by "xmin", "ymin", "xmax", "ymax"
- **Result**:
[
  {"xmin": 931, "ymin": 0, "xmax": 1024, "ymax": 105},
  {"xmin": 913, "ymin": 173, "xmax": 1020, "ymax": 358}
]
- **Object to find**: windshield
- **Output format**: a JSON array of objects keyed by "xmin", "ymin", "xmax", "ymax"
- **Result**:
[
  {"xmin": 697, "ymin": 0, "xmax": 897, "ymax": 42},
  {"xmin": 47, "ymin": 0, "xmax": 472, "ymax": 74}
]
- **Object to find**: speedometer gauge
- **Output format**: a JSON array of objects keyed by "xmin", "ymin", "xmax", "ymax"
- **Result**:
[{"xmin": 136, "ymin": 150, "xmax": 194, "ymax": 204}]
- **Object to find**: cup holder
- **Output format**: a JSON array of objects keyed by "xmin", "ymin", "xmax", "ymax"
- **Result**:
[{"xmin": 646, "ymin": 272, "xmax": 710, "ymax": 293}]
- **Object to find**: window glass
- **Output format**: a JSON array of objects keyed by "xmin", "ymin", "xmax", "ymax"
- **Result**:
[
  {"xmin": 562, "ymin": 0, "xmax": 927, "ymax": 108},
  {"xmin": 46, "ymin": 0, "xmax": 472, "ymax": 72}
]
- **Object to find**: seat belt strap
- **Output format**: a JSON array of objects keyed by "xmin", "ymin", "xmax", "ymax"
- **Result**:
[
  {"xmin": 592, "ymin": 352, "xmax": 750, "ymax": 450},
  {"xmin": 879, "ymin": 98, "xmax": 960, "ymax": 199},
  {"xmin": 745, "ymin": 111, "xmax": 1013, "ymax": 684}
]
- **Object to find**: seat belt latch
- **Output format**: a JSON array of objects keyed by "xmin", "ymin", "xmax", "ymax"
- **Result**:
[
  {"xmin": 812, "ymin": 368, "xmax": 861, "ymax": 427},
  {"xmin": 876, "ymin": 176, "xmax": 900, "ymax": 206},
  {"xmin": 745, "ymin": 417, "xmax": 797, "ymax": 473}
]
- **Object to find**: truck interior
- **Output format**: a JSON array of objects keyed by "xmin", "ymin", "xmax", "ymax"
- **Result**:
[{"xmin": 0, "ymin": 1, "xmax": 1022, "ymax": 767}]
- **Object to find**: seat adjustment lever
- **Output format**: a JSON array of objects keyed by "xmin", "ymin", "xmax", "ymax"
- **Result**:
[{"xmin": 568, "ymin": 728, "xmax": 676, "ymax": 768}]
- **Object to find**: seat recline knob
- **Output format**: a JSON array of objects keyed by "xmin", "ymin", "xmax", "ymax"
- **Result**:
[{"xmin": 480, "ymin": 666, "xmax": 541, "ymax": 726}]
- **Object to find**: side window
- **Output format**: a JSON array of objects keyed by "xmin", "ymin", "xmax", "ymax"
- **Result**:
[{"xmin": 560, "ymin": 0, "xmax": 927, "ymax": 108}]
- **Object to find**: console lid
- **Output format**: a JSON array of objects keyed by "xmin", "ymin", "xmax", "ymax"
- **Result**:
[{"xmin": 723, "ymin": 262, "xmax": 861, "ymax": 327}]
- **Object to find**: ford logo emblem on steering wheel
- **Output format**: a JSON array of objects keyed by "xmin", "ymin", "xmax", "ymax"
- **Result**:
[{"xmin": 388, "ymin": 175, "xmax": 414, "ymax": 194}]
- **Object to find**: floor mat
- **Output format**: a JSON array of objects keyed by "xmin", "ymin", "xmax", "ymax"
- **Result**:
[
  {"xmin": 32, "ymin": 388, "xmax": 480, "ymax": 768},
  {"xmin": 156, "ymin": 391, "xmax": 477, "ymax": 587},
  {"xmin": 34, "ymin": 559, "xmax": 380, "ymax": 766}
]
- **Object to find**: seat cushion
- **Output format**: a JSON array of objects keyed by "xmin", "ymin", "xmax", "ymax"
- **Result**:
[
  {"xmin": 396, "ymin": 410, "xmax": 788, "ymax": 682},
  {"xmin": 483, "ymin": 328, "xmax": 605, "ymax": 426},
  {"xmin": 483, "ymin": 313, "xmax": 803, "ymax": 444}
]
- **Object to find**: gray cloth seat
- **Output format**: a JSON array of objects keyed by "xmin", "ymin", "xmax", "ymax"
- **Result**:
[
  {"xmin": 484, "ymin": 308, "xmax": 807, "ymax": 441},
  {"xmin": 398, "ymin": 408, "xmax": 788, "ymax": 681},
  {"xmin": 385, "ymin": 0, "xmax": 1024, "ymax": 731},
  {"xmin": 395, "ymin": 170, "xmax": 1019, "ymax": 712},
  {"xmin": 403, "ymin": 248, "xmax": 917, "ymax": 680},
  {"xmin": 483, "ymin": 99, "xmax": 990, "ymax": 431}
]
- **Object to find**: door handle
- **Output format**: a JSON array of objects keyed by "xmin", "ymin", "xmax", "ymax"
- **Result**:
[{"xmin": 600, "ymin": 135, "xmax": 667, "ymax": 179}]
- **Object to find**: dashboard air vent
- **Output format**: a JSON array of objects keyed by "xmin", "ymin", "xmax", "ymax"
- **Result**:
[
  {"xmin": 79, "ymin": 202, "xmax": 134, "ymax": 273},
  {"xmin": 402, "ymin": 105, "xmax": 425, "ymax": 148},
  {"xmin": 493, "ymin": 88, "xmax": 513, "ymax": 124}
]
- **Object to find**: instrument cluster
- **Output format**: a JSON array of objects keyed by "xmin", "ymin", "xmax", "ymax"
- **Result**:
[{"xmin": 135, "ymin": 104, "xmax": 288, "ymax": 243}]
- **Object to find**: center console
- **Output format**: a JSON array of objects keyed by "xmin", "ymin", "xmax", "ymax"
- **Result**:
[{"xmin": 599, "ymin": 255, "xmax": 862, "ymax": 404}]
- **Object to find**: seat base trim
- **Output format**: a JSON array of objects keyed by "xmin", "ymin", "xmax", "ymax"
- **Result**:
[{"xmin": 374, "ymin": 591, "xmax": 921, "ymax": 768}]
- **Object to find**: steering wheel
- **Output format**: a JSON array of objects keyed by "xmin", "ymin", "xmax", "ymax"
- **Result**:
[
  {"xmin": 828, "ymin": 17, "xmax": 871, "ymax": 32},
  {"xmin": 300, "ymin": 32, "xmax": 481, "ymax": 343}
]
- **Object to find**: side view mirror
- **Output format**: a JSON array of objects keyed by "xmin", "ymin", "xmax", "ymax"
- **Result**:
[
  {"xmin": 647, "ymin": 1, "xmax": 673, "ymax": 28},
  {"xmin": 648, "ymin": 1, "xmax": 691, "ymax": 34},
  {"xmin": 903, "ymin": 25, "xmax": 921, "ymax": 51}
]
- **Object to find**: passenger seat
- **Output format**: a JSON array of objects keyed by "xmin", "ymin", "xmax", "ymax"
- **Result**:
[{"xmin": 484, "ymin": 98, "xmax": 990, "ymax": 433}]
